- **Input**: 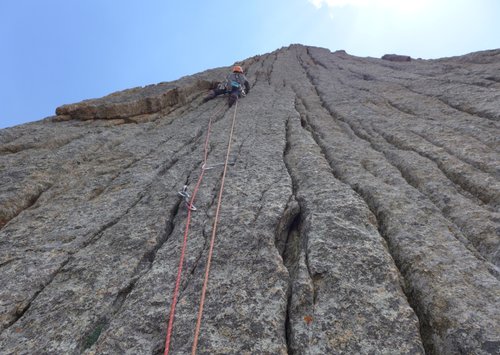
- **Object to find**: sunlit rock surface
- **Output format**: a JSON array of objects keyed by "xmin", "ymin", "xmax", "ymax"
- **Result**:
[{"xmin": 1, "ymin": 45, "xmax": 499, "ymax": 354}]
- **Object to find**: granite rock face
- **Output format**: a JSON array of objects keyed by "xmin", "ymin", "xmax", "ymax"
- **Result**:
[
  {"xmin": 382, "ymin": 54, "xmax": 412, "ymax": 62},
  {"xmin": 1, "ymin": 45, "xmax": 499, "ymax": 354}
]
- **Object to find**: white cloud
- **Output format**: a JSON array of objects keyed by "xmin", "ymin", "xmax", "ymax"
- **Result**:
[
  {"xmin": 308, "ymin": 0, "xmax": 432, "ymax": 14},
  {"xmin": 308, "ymin": 0, "xmax": 371, "ymax": 8}
]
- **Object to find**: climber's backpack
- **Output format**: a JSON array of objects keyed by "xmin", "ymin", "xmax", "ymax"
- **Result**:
[
  {"xmin": 230, "ymin": 80, "xmax": 241, "ymax": 89},
  {"xmin": 229, "ymin": 79, "xmax": 246, "ymax": 96},
  {"xmin": 221, "ymin": 79, "xmax": 241, "ymax": 93}
]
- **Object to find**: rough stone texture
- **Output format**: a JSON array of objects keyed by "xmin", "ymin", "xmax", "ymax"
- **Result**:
[
  {"xmin": 0, "ymin": 45, "xmax": 499, "ymax": 354},
  {"xmin": 382, "ymin": 54, "xmax": 412, "ymax": 62}
]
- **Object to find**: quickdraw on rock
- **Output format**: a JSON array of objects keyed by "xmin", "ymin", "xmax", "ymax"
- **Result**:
[
  {"xmin": 202, "ymin": 159, "xmax": 236, "ymax": 170},
  {"xmin": 191, "ymin": 100, "xmax": 239, "ymax": 355},
  {"xmin": 164, "ymin": 102, "xmax": 225, "ymax": 355},
  {"xmin": 178, "ymin": 185, "xmax": 197, "ymax": 211},
  {"xmin": 165, "ymin": 98, "xmax": 240, "ymax": 355}
]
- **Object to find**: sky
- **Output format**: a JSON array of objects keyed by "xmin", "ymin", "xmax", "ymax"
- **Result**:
[{"xmin": 1, "ymin": 0, "xmax": 499, "ymax": 129}]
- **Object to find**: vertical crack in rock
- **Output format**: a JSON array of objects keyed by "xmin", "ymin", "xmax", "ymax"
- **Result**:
[
  {"xmin": 267, "ymin": 52, "xmax": 278, "ymax": 86},
  {"xmin": 294, "ymin": 48, "xmax": 500, "ymax": 268},
  {"xmin": 251, "ymin": 52, "xmax": 277, "ymax": 88},
  {"xmin": 280, "ymin": 116, "xmax": 308, "ymax": 355},
  {"xmin": 292, "ymin": 93, "xmax": 428, "ymax": 352},
  {"xmin": 156, "ymin": 108, "xmax": 242, "ymax": 335},
  {"xmin": 410, "ymin": 131, "xmax": 499, "ymax": 207},
  {"xmin": 295, "ymin": 46, "xmax": 500, "ymax": 354},
  {"xmin": 301, "ymin": 71, "xmax": 499, "ymax": 267},
  {"xmin": 305, "ymin": 47, "xmax": 328, "ymax": 70},
  {"xmin": 114, "ymin": 109, "xmax": 246, "ymax": 353},
  {"xmin": 353, "ymin": 85, "xmax": 498, "ymax": 174},
  {"xmin": 81, "ymin": 164, "xmax": 213, "ymax": 353},
  {"xmin": 1, "ymin": 193, "xmax": 144, "ymax": 333},
  {"xmin": 90, "ymin": 126, "xmax": 218, "ymax": 343},
  {"xmin": 346, "ymin": 100, "xmax": 499, "ymax": 209},
  {"xmin": 332, "ymin": 111, "xmax": 499, "ymax": 266},
  {"xmin": 403, "ymin": 84, "xmax": 499, "ymax": 121},
  {"xmin": 0, "ymin": 104, "xmax": 214, "ymax": 350},
  {"xmin": 381, "ymin": 128, "xmax": 497, "ymax": 205},
  {"xmin": 284, "ymin": 110, "xmax": 318, "ymax": 296},
  {"xmin": 371, "ymin": 128, "xmax": 500, "ymax": 267},
  {"xmin": 0, "ymin": 120, "xmax": 199, "ymax": 320},
  {"xmin": 296, "ymin": 48, "xmax": 499, "ymax": 264},
  {"xmin": 289, "ymin": 62, "xmax": 433, "ymax": 351},
  {"xmin": 282, "ymin": 207, "xmax": 302, "ymax": 355},
  {"xmin": 167, "ymin": 165, "xmax": 216, "ymax": 302},
  {"xmin": 287, "ymin": 93, "xmax": 425, "ymax": 353},
  {"xmin": 79, "ymin": 196, "xmax": 184, "ymax": 353},
  {"xmin": 2, "ymin": 45, "xmax": 500, "ymax": 354}
]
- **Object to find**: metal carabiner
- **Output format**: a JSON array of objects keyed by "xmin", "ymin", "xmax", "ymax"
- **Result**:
[{"xmin": 178, "ymin": 185, "xmax": 197, "ymax": 211}]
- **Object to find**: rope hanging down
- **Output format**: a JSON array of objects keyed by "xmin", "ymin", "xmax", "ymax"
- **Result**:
[
  {"xmin": 191, "ymin": 100, "xmax": 239, "ymax": 355},
  {"xmin": 164, "ymin": 103, "xmax": 224, "ymax": 355}
]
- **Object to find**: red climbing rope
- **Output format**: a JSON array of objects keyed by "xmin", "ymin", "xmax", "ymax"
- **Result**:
[
  {"xmin": 164, "ymin": 104, "xmax": 224, "ymax": 355},
  {"xmin": 191, "ymin": 100, "xmax": 239, "ymax": 355}
]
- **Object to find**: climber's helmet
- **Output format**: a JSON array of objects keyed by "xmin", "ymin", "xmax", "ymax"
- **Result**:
[{"xmin": 232, "ymin": 65, "xmax": 243, "ymax": 74}]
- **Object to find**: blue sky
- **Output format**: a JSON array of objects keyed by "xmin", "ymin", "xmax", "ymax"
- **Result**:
[{"xmin": 1, "ymin": 0, "xmax": 499, "ymax": 129}]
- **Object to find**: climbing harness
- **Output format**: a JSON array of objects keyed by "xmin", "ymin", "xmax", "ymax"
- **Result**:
[
  {"xmin": 178, "ymin": 185, "xmax": 197, "ymax": 211},
  {"xmin": 164, "ymin": 99, "xmax": 240, "ymax": 355}
]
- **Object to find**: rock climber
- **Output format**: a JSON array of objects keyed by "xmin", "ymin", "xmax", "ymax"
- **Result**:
[{"xmin": 203, "ymin": 65, "xmax": 250, "ymax": 107}]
